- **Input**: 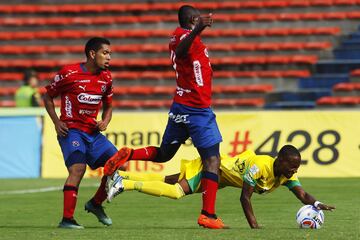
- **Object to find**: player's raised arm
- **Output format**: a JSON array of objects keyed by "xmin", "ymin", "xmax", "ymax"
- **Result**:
[
  {"xmin": 291, "ymin": 186, "xmax": 336, "ymax": 211},
  {"xmin": 175, "ymin": 6, "xmax": 213, "ymax": 58},
  {"xmin": 240, "ymin": 182, "xmax": 260, "ymax": 228}
]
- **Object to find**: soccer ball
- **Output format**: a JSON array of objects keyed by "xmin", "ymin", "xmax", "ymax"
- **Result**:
[{"xmin": 296, "ymin": 205, "xmax": 324, "ymax": 229}]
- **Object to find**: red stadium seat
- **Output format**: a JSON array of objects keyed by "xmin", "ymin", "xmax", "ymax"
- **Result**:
[
  {"xmin": 288, "ymin": 1, "xmax": 311, "ymax": 7},
  {"xmin": 244, "ymin": 84, "xmax": 273, "ymax": 93},
  {"xmin": 317, "ymin": 96, "xmax": 360, "ymax": 105},
  {"xmin": 242, "ymin": 29, "xmax": 266, "ymax": 37},
  {"xmin": 334, "ymin": 0, "xmax": 357, "ymax": 5},
  {"xmin": 256, "ymin": 13, "xmax": 278, "ymax": 22},
  {"xmin": 291, "ymin": 55, "xmax": 318, "ymax": 64},
  {"xmin": 240, "ymin": 1, "xmax": 264, "ymax": 9},
  {"xmin": 333, "ymin": 83, "xmax": 360, "ymax": 91},
  {"xmin": 304, "ymin": 42, "xmax": 332, "ymax": 50},
  {"xmin": 266, "ymin": 55, "xmax": 290, "ymax": 64},
  {"xmin": 323, "ymin": 12, "xmax": 347, "ymax": 20},
  {"xmin": 278, "ymin": 13, "xmax": 301, "ymax": 21},
  {"xmin": 0, "ymin": 87, "xmax": 17, "ymax": 95},
  {"xmin": 217, "ymin": 85, "xmax": 245, "ymax": 94},
  {"xmin": 229, "ymin": 14, "xmax": 255, "ymax": 22},
  {"xmin": 312, "ymin": 0, "xmax": 333, "ymax": 6},
  {"xmin": 347, "ymin": 12, "xmax": 360, "ymax": 19},
  {"xmin": 279, "ymin": 42, "xmax": 305, "ymax": 50},
  {"xmin": 263, "ymin": 1, "xmax": 289, "ymax": 8},
  {"xmin": 256, "ymin": 42, "xmax": 280, "ymax": 51},
  {"xmin": 300, "ymin": 13, "xmax": 324, "ymax": 21},
  {"xmin": 0, "ymin": 100, "xmax": 16, "ymax": 107},
  {"xmin": 266, "ymin": 28, "xmax": 289, "ymax": 36},
  {"xmin": 152, "ymin": 86, "xmax": 174, "ymax": 95},
  {"xmin": 257, "ymin": 71, "xmax": 283, "ymax": 78},
  {"xmin": 213, "ymin": 98, "xmax": 264, "ymax": 107},
  {"xmin": 0, "ymin": 73, "xmax": 22, "ymax": 81},
  {"xmin": 351, "ymin": 69, "xmax": 360, "ymax": 76},
  {"xmin": 281, "ymin": 70, "xmax": 311, "ymax": 78},
  {"xmin": 313, "ymin": 27, "xmax": 340, "ymax": 35},
  {"xmin": 126, "ymin": 86, "xmax": 153, "ymax": 95}
]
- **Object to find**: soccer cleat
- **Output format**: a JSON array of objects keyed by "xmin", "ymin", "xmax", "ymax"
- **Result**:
[
  {"xmin": 58, "ymin": 217, "xmax": 84, "ymax": 229},
  {"xmin": 103, "ymin": 147, "xmax": 133, "ymax": 176},
  {"xmin": 106, "ymin": 172, "xmax": 124, "ymax": 203},
  {"xmin": 197, "ymin": 214, "xmax": 229, "ymax": 229},
  {"xmin": 84, "ymin": 200, "xmax": 112, "ymax": 226}
]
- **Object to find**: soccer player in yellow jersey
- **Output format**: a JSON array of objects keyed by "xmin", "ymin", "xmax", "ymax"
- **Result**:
[{"xmin": 106, "ymin": 145, "xmax": 335, "ymax": 228}]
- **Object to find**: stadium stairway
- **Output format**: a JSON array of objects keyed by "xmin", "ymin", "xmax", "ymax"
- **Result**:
[
  {"xmin": 265, "ymin": 23, "xmax": 360, "ymax": 109},
  {"xmin": 1, "ymin": 1, "xmax": 360, "ymax": 109}
]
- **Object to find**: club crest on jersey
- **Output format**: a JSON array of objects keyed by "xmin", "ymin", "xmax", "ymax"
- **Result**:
[
  {"xmin": 77, "ymin": 93, "xmax": 102, "ymax": 104},
  {"xmin": 101, "ymin": 85, "xmax": 107, "ymax": 93},
  {"xmin": 72, "ymin": 141, "xmax": 80, "ymax": 147}
]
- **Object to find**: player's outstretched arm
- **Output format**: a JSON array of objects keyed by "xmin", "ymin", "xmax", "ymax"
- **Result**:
[
  {"xmin": 240, "ymin": 182, "xmax": 260, "ymax": 229},
  {"xmin": 291, "ymin": 186, "xmax": 336, "ymax": 211}
]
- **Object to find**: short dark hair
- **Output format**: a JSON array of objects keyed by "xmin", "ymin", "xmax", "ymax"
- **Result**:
[
  {"xmin": 84, "ymin": 37, "xmax": 110, "ymax": 58},
  {"xmin": 178, "ymin": 5, "xmax": 196, "ymax": 28},
  {"xmin": 278, "ymin": 145, "xmax": 300, "ymax": 159},
  {"xmin": 23, "ymin": 69, "xmax": 37, "ymax": 85}
]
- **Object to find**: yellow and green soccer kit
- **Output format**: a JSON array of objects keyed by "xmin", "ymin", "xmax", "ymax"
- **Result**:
[{"xmin": 180, "ymin": 150, "xmax": 301, "ymax": 194}]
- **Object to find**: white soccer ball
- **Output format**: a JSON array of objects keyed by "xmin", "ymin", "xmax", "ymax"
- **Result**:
[{"xmin": 296, "ymin": 205, "xmax": 324, "ymax": 229}]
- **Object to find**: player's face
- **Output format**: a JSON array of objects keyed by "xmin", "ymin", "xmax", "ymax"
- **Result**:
[
  {"xmin": 281, "ymin": 156, "xmax": 301, "ymax": 178},
  {"xmin": 94, "ymin": 44, "xmax": 111, "ymax": 70}
]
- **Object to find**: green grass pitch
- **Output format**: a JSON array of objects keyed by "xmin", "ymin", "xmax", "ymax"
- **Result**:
[{"xmin": 0, "ymin": 178, "xmax": 359, "ymax": 240}]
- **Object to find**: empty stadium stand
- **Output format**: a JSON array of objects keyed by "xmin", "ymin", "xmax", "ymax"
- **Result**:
[{"xmin": 0, "ymin": 1, "xmax": 359, "ymax": 109}]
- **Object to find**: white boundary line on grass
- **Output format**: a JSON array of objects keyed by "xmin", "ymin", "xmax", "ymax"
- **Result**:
[{"xmin": 0, "ymin": 184, "xmax": 99, "ymax": 195}]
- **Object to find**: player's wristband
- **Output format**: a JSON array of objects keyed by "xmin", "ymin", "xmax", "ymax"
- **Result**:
[{"xmin": 314, "ymin": 201, "xmax": 322, "ymax": 208}]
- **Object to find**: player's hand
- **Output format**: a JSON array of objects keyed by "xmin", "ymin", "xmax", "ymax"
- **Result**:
[
  {"xmin": 318, "ymin": 203, "xmax": 335, "ymax": 211},
  {"xmin": 96, "ymin": 120, "xmax": 108, "ymax": 131},
  {"xmin": 194, "ymin": 13, "xmax": 213, "ymax": 33},
  {"xmin": 55, "ymin": 120, "xmax": 68, "ymax": 137}
]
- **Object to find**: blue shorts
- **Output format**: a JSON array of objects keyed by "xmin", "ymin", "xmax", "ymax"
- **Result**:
[
  {"xmin": 57, "ymin": 129, "xmax": 117, "ymax": 169},
  {"xmin": 162, "ymin": 102, "xmax": 222, "ymax": 149}
]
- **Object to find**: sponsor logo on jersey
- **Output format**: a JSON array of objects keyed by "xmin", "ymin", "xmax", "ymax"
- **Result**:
[
  {"xmin": 74, "ymin": 79, "xmax": 90, "ymax": 83},
  {"xmin": 77, "ymin": 93, "xmax": 102, "ymax": 104},
  {"xmin": 170, "ymin": 35, "xmax": 176, "ymax": 43},
  {"xmin": 168, "ymin": 112, "xmax": 190, "ymax": 123},
  {"xmin": 78, "ymin": 85, "xmax": 86, "ymax": 91},
  {"xmin": 79, "ymin": 109, "xmax": 96, "ymax": 115},
  {"xmin": 193, "ymin": 60, "xmax": 204, "ymax": 86},
  {"xmin": 249, "ymin": 165, "xmax": 259, "ymax": 175},
  {"xmin": 65, "ymin": 96, "xmax": 73, "ymax": 118},
  {"xmin": 101, "ymin": 85, "xmax": 107, "ymax": 93},
  {"xmin": 176, "ymin": 86, "xmax": 191, "ymax": 96},
  {"xmin": 72, "ymin": 141, "xmax": 80, "ymax": 147}
]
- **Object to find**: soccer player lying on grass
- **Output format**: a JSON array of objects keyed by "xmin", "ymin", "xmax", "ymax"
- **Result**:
[{"xmin": 106, "ymin": 145, "xmax": 335, "ymax": 229}]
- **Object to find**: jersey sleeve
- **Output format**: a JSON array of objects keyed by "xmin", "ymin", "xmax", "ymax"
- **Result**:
[
  {"xmin": 169, "ymin": 29, "xmax": 191, "ymax": 57},
  {"xmin": 243, "ymin": 162, "xmax": 261, "ymax": 187},
  {"xmin": 45, "ymin": 67, "xmax": 72, "ymax": 98},
  {"xmin": 282, "ymin": 174, "xmax": 301, "ymax": 189},
  {"xmin": 101, "ymin": 70, "xmax": 113, "ymax": 105}
]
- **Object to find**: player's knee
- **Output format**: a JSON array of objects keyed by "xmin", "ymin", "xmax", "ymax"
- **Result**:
[
  {"xmin": 202, "ymin": 156, "xmax": 220, "ymax": 173},
  {"xmin": 68, "ymin": 163, "xmax": 86, "ymax": 177}
]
